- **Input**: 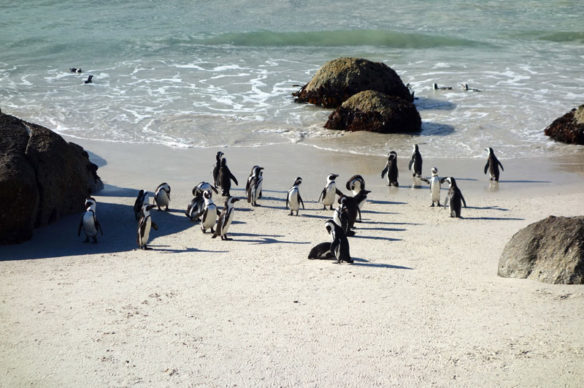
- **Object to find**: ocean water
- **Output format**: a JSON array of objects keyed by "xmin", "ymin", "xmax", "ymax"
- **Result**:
[{"xmin": 1, "ymin": 0, "xmax": 583, "ymax": 159}]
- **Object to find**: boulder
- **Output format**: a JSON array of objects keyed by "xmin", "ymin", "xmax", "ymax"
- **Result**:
[
  {"xmin": 293, "ymin": 57, "xmax": 413, "ymax": 108},
  {"xmin": 0, "ymin": 111, "xmax": 103, "ymax": 244},
  {"xmin": 324, "ymin": 90, "xmax": 421, "ymax": 133},
  {"xmin": 498, "ymin": 216, "xmax": 584, "ymax": 284},
  {"xmin": 544, "ymin": 105, "xmax": 584, "ymax": 145}
]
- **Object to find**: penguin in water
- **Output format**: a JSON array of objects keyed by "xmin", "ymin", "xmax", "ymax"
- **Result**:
[
  {"xmin": 70, "ymin": 67, "xmax": 83, "ymax": 73},
  {"xmin": 84, "ymin": 75, "xmax": 93, "ymax": 84},
  {"xmin": 325, "ymin": 220, "xmax": 353, "ymax": 264},
  {"xmin": 318, "ymin": 173, "xmax": 339, "ymax": 210},
  {"xmin": 286, "ymin": 177, "xmax": 305, "ymax": 216},
  {"xmin": 420, "ymin": 167, "xmax": 447, "ymax": 207},
  {"xmin": 443, "ymin": 177, "xmax": 467, "ymax": 218},
  {"xmin": 212, "ymin": 196, "xmax": 240, "ymax": 240},
  {"xmin": 77, "ymin": 197, "xmax": 103, "ymax": 243},
  {"xmin": 408, "ymin": 144, "xmax": 423, "ymax": 187},
  {"xmin": 133, "ymin": 189, "xmax": 149, "ymax": 221},
  {"xmin": 218, "ymin": 158, "xmax": 238, "ymax": 197},
  {"xmin": 484, "ymin": 147, "xmax": 504, "ymax": 182},
  {"xmin": 246, "ymin": 165, "xmax": 264, "ymax": 207},
  {"xmin": 461, "ymin": 83, "xmax": 481, "ymax": 92},
  {"xmin": 212, "ymin": 151, "xmax": 224, "ymax": 188},
  {"xmin": 201, "ymin": 191, "xmax": 218, "ymax": 233},
  {"xmin": 154, "ymin": 182, "xmax": 171, "ymax": 211},
  {"xmin": 381, "ymin": 151, "xmax": 399, "ymax": 187},
  {"xmin": 433, "ymin": 82, "xmax": 452, "ymax": 90},
  {"xmin": 346, "ymin": 175, "xmax": 366, "ymax": 219},
  {"xmin": 335, "ymin": 189, "xmax": 371, "ymax": 234},
  {"xmin": 137, "ymin": 204, "xmax": 158, "ymax": 249}
]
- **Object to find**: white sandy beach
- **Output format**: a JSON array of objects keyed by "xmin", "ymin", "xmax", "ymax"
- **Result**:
[{"xmin": 1, "ymin": 140, "xmax": 583, "ymax": 387}]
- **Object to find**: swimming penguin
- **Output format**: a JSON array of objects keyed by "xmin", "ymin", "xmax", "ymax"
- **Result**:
[
  {"xmin": 218, "ymin": 158, "xmax": 238, "ymax": 197},
  {"xmin": 285, "ymin": 177, "xmax": 305, "ymax": 216},
  {"xmin": 420, "ymin": 167, "xmax": 447, "ymax": 207},
  {"xmin": 444, "ymin": 177, "xmax": 467, "ymax": 218},
  {"xmin": 408, "ymin": 144, "xmax": 423, "ymax": 187},
  {"xmin": 84, "ymin": 75, "xmax": 93, "ymax": 84},
  {"xmin": 346, "ymin": 175, "xmax": 366, "ymax": 218},
  {"xmin": 246, "ymin": 165, "xmax": 264, "ymax": 207},
  {"xmin": 69, "ymin": 67, "xmax": 83, "ymax": 73},
  {"xmin": 381, "ymin": 151, "xmax": 399, "ymax": 187},
  {"xmin": 212, "ymin": 196, "xmax": 240, "ymax": 240},
  {"xmin": 484, "ymin": 147, "xmax": 504, "ymax": 182},
  {"xmin": 461, "ymin": 83, "xmax": 481, "ymax": 92},
  {"xmin": 325, "ymin": 220, "xmax": 353, "ymax": 264},
  {"xmin": 77, "ymin": 198, "xmax": 103, "ymax": 243},
  {"xmin": 318, "ymin": 173, "xmax": 339, "ymax": 210},
  {"xmin": 335, "ymin": 189, "xmax": 371, "ymax": 233},
  {"xmin": 213, "ymin": 151, "xmax": 224, "ymax": 187},
  {"xmin": 137, "ymin": 204, "xmax": 158, "ymax": 249},
  {"xmin": 133, "ymin": 189, "xmax": 149, "ymax": 221},
  {"xmin": 433, "ymin": 83, "xmax": 452, "ymax": 90},
  {"xmin": 307, "ymin": 242, "xmax": 335, "ymax": 260},
  {"xmin": 154, "ymin": 182, "xmax": 171, "ymax": 211},
  {"xmin": 201, "ymin": 191, "xmax": 218, "ymax": 233},
  {"xmin": 333, "ymin": 196, "xmax": 353, "ymax": 236}
]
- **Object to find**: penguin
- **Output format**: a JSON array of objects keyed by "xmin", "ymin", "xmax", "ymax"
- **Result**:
[
  {"xmin": 84, "ymin": 75, "xmax": 93, "ymax": 84},
  {"xmin": 346, "ymin": 175, "xmax": 366, "ymax": 219},
  {"xmin": 325, "ymin": 220, "xmax": 353, "ymax": 264},
  {"xmin": 217, "ymin": 158, "xmax": 238, "ymax": 196},
  {"xmin": 69, "ymin": 67, "xmax": 83, "ymax": 73},
  {"xmin": 246, "ymin": 165, "xmax": 264, "ymax": 207},
  {"xmin": 433, "ymin": 82, "xmax": 452, "ymax": 90},
  {"xmin": 137, "ymin": 204, "xmax": 158, "ymax": 249},
  {"xmin": 285, "ymin": 177, "xmax": 305, "ymax": 216},
  {"xmin": 335, "ymin": 189, "xmax": 371, "ymax": 233},
  {"xmin": 484, "ymin": 147, "xmax": 504, "ymax": 182},
  {"xmin": 408, "ymin": 144, "xmax": 423, "ymax": 187},
  {"xmin": 461, "ymin": 83, "xmax": 481, "ymax": 92},
  {"xmin": 212, "ymin": 196, "xmax": 240, "ymax": 240},
  {"xmin": 154, "ymin": 182, "xmax": 171, "ymax": 211},
  {"xmin": 307, "ymin": 242, "xmax": 335, "ymax": 260},
  {"xmin": 192, "ymin": 181, "xmax": 218, "ymax": 197},
  {"xmin": 443, "ymin": 177, "xmax": 467, "ymax": 218},
  {"xmin": 133, "ymin": 189, "xmax": 149, "ymax": 221},
  {"xmin": 201, "ymin": 191, "xmax": 218, "ymax": 233},
  {"xmin": 213, "ymin": 151, "xmax": 224, "ymax": 188},
  {"xmin": 333, "ymin": 196, "xmax": 353, "ymax": 236},
  {"xmin": 420, "ymin": 167, "xmax": 447, "ymax": 207},
  {"xmin": 77, "ymin": 199, "xmax": 103, "ymax": 243},
  {"xmin": 381, "ymin": 151, "xmax": 399, "ymax": 187},
  {"xmin": 186, "ymin": 192, "xmax": 205, "ymax": 222},
  {"xmin": 318, "ymin": 173, "xmax": 339, "ymax": 210}
]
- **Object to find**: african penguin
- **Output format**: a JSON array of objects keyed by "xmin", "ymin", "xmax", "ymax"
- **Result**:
[
  {"xmin": 133, "ymin": 189, "xmax": 149, "ymax": 221},
  {"xmin": 484, "ymin": 147, "xmax": 504, "ymax": 182},
  {"xmin": 84, "ymin": 75, "xmax": 93, "ymax": 84},
  {"xmin": 212, "ymin": 196, "xmax": 240, "ymax": 240},
  {"xmin": 318, "ymin": 173, "xmax": 338, "ymax": 210},
  {"xmin": 408, "ymin": 144, "xmax": 423, "ymax": 187},
  {"xmin": 246, "ymin": 165, "xmax": 264, "ymax": 207},
  {"xmin": 77, "ymin": 198, "xmax": 103, "ymax": 243},
  {"xmin": 433, "ymin": 83, "xmax": 452, "ymax": 90},
  {"xmin": 193, "ymin": 181, "xmax": 218, "ymax": 197},
  {"xmin": 218, "ymin": 158, "xmax": 238, "ymax": 197},
  {"xmin": 154, "ymin": 182, "xmax": 171, "ymax": 211},
  {"xmin": 381, "ymin": 151, "xmax": 399, "ymax": 187},
  {"xmin": 213, "ymin": 151, "xmax": 224, "ymax": 188},
  {"xmin": 186, "ymin": 191, "xmax": 205, "ymax": 222},
  {"xmin": 335, "ymin": 189, "xmax": 370, "ymax": 233},
  {"xmin": 285, "ymin": 177, "xmax": 305, "ymax": 216},
  {"xmin": 325, "ymin": 220, "xmax": 353, "ymax": 264},
  {"xmin": 346, "ymin": 175, "xmax": 366, "ymax": 217},
  {"xmin": 420, "ymin": 167, "xmax": 447, "ymax": 207},
  {"xmin": 333, "ymin": 196, "xmax": 353, "ymax": 236},
  {"xmin": 201, "ymin": 191, "xmax": 218, "ymax": 233},
  {"xmin": 69, "ymin": 67, "xmax": 83, "ymax": 73},
  {"xmin": 307, "ymin": 242, "xmax": 335, "ymax": 260},
  {"xmin": 137, "ymin": 204, "xmax": 158, "ymax": 249},
  {"xmin": 444, "ymin": 177, "xmax": 467, "ymax": 218}
]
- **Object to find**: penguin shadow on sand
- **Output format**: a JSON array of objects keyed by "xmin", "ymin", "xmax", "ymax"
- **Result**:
[
  {"xmin": 460, "ymin": 205, "xmax": 524, "ymax": 221},
  {"xmin": 227, "ymin": 232, "xmax": 310, "ymax": 245},
  {"xmin": 350, "ymin": 258, "xmax": 413, "ymax": 270}
]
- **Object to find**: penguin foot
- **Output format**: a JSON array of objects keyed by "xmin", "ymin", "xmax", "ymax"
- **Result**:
[
  {"xmin": 211, "ymin": 234, "xmax": 218, "ymax": 239},
  {"xmin": 430, "ymin": 204, "xmax": 435, "ymax": 207},
  {"xmin": 345, "ymin": 258, "xmax": 354, "ymax": 264}
]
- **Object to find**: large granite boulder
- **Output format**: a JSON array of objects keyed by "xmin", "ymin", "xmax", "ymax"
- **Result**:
[
  {"xmin": 293, "ymin": 57, "xmax": 413, "ymax": 108},
  {"xmin": 0, "ymin": 110, "xmax": 103, "ymax": 244},
  {"xmin": 324, "ymin": 90, "xmax": 421, "ymax": 133},
  {"xmin": 544, "ymin": 105, "xmax": 584, "ymax": 145},
  {"xmin": 498, "ymin": 216, "xmax": 584, "ymax": 284}
]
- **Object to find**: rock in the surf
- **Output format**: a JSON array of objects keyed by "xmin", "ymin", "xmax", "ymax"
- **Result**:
[
  {"xmin": 324, "ymin": 90, "xmax": 421, "ymax": 133},
  {"xmin": 0, "ymin": 110, "xmax": 103, "ymax": 244},
  {"xmin": 498, "ymin": 216, "xmax": 584, "ymax": 284},
  {"xmin": 544, "ymin": 105, "xmax": 584, "ymax": 145},
  {"xmin": 293, "ymin": 57, "xmax": 413, "ymax": 108}
]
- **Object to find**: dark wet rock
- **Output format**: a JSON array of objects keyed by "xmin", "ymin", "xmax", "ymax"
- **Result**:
[
  {"xmin": 0, "ymin": 111, "xmax": 103, "ymax": 244},
  {"xmin": 293, "ymin": 57, "xmax": 413, "ymax": 108},
  {"xmin": 498, "ymin": 216, "xmax": 584, "ymax": 284},
  {"xmin": 324, "ymin": 90, "xmax": 421, "ymax": 133},
  {"xmin": 544, "ymin": 105, "xmax": 584, "ymax": 145}
]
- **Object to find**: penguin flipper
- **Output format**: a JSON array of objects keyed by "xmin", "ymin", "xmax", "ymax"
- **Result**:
[
  {"xmin": 229, "ymin": 170, "xmax": 238, "ymax": 186},
  {"xmin": 151, "ymin": 222, "xmax": 159, "ymax": 231},
  {"xmin": 211, "ymin": 185, "xmax": 219, "ymax": 194},
  {"xmin": 202, "ymin": 209, "xmax": 208, "ymax": 224},
  {"xmin": 420, "ymin": 177, "xmax": 429, "ymax": 184},
  {"xmin": 96, "ymin": 219, "xmax": 104, "ymax": 236},
  {"xmin": 408, "ymin": 157, "xmax": 414, "ymax": 171},
  {"xmin": 461, "ymin": 193, "xmax": 467, "ymax": 208},
  {"xmin": 335, "ymin": 188, "xmax": 345, "ymax": 197},
  {"xmin": 318, "ymin": 188, "xmax": 326, "ymax": 203},
  {"xmin": 484, "ymin": 161, "xmax": 489, "ymax": 174},
  {"xmin": 498, "ymin": 160, "xmax": 504, "ymax": 171},
  {"xmin": 285, "ymin": 194, "xmax": 289, "ymax": 209},
  {"xmin": 77, "ymin": 218, "xmax": 83, "ymax": 236},
  {"xmin": 440, "ymin": 177, "xmax": 447, "ymax": 184},
  {"xmin": 299, "ymin": 194, "xmax": 305, "ymax": 209},
  {"xmin": 381, "ymin": 165, "xmax": 388, "ymax": 179}
]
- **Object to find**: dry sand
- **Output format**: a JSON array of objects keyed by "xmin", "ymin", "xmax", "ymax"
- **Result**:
[{"xmin": 1, "ymin": 140, "xmax": 584, "ymax": 387}]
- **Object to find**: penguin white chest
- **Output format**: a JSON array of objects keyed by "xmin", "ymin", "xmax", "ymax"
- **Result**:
[
  {"xmin": 288, "ymin": 189, "xmax": 300, "ymax": 210},
  {"xmin": 82, "ymin": 212, "xmax": 97, "ymax": 237},
  {"xmin": 156, "ymin": 190, "xmax": 170, "ymax": 207},
  {"xmin": 430, "ymin": 177, "xmax": 441, "ymax": 201},
  {"xmin": 141, "ymin": 217, "xmax": 152, "ymax": 245},
  {"xmin": 323, "ymin": 182, "xmax": 336, "ymax": 205},
  {"xmin": 203, "ymin": 205, "xmax": 217, "ymax": 229}
]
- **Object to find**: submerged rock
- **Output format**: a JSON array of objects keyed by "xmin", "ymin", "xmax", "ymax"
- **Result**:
[
  {"xmin": 324, "ymin": 90, "xmax": 421, "ymax": 133},
  {"xmin": 0, "ymin": 111, "xmax": 103, "ymax": 244},
  {"xmin": 544, "ymin": 105, "xmax": 584, "ymax": 145},
  {"xmin": 498, "ymin": 216, "xmax": 584, "ymax": 284},
  {"xmin": 293, "ymin": 57, "xmax": 413, "ymax": 108}
]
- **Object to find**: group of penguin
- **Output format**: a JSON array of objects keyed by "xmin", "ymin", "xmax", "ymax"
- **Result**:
[{"xmin": 77, "ymin": 146, "xmax": 505, "ymax": 262}]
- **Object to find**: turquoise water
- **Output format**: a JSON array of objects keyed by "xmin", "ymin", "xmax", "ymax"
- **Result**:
[{"xmin": 1, "ymin": 1, "xmax": 583, "ymax": 158}]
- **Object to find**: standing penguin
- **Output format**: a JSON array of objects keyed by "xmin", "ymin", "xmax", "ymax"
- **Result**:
[
  {"xmin": 346, "ymin": 175, "xmax": 366, "ymax": 219},
  {"xmin": 193, "ymin": 181, "xmax": 218, "ymax": 197},
  {"xmin": 212, "ymin": 151, "xmax": 224, "ymax": 187},
  {"xmin": 154, "ymin": 182, "xmax": 171, "ymax": 211},
  {"xmin": 246, "ymin": 165, "xmax": 264, "ymax": 207},
  {"xmin": 133, "ymin": 189, "xmax": 149, "ymax": 221},
  {"xmin": 335, "ymin": 189, "xmax": 371, "ymax": 233},
  {"xmin": 77, "ymin": 198, "xmax": 103, "ymax": 243},
  {"xmin": 443, "ymin": 177, "xmax": 467, "ymax": 218},
  {"xmin": 318, "ymin": 173, "xmax": 339, "ymax": 210},
  {"xmin": 218, "ymin": 158, "xmax": 238, "ymax": 197},
  {"xmin": 137, "ymin": 204, "xmax": 158, "ymax": 249},
  {"xmin": 381, "ymin": 151, "xmax": 399, "ymax": 187},
  {"xmin": 212, "ymin": 196, "xmax": 240, "ymax": 240},
  {"xmin": 286, "ymin": 177, "xmax": 305, "ymax": 216},
  {"xmin": 201, "ymin": 191, "xmax": 218, "ymax": 233},
  {"xmin": 325, "ymin": 220, "xmax": 353, "ymax": 264},
  {"xmin": 333, "ymin": 196, "xmax": 352, "ymax": 236},
  {"xmin": 420, "ymin": 167, "xmax": 447, "ymax": 207},
  {"xmin": 408, "ymin": 144, "xmax": 423, "ymax": 187},
  {"xmin": 484, "ymin": 147, "xmax": 504, "ymax": 182}
]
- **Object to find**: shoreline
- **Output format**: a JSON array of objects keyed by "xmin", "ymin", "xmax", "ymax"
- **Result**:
[{"xmin": 1, "ymin": 138, "xmax": 583, "ymax": 386}]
